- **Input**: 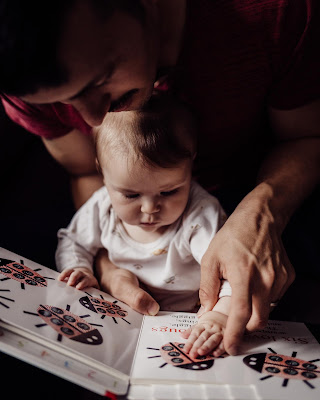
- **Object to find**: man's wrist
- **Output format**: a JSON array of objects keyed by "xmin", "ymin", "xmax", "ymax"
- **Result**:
[{"xmin": 240, "ymin": 182, "xmax": 288, "ymax": 234}]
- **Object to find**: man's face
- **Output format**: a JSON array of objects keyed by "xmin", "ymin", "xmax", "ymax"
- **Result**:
[{"xmin": 21, "ymin": 2, "xmax": 159, "ymax": 127}]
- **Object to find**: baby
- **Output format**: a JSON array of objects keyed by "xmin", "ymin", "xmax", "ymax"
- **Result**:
[{"xmin": 56, "ymin": 95, "xmax": 231, "ymax": 357}]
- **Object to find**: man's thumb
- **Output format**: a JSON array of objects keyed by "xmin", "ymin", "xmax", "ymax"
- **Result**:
[{"xmin": 198, "ymin": 277, "xmax": 220, "ymax": 316}]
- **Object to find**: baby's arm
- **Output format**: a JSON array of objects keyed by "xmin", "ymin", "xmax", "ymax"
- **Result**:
[
  {"xmin": 181, "ymin": 296, "xmax": 230, "ymax": 358},
  {"xmin": 96, "ymin": 256, "xmax": 160, "ymax": 316},
  {"xmin": 58, "ymin": 267, "xmax": 99, "ymax": 290}
]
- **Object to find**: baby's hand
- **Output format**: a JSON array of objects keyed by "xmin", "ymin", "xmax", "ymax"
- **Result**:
[
  {"xmin": 58, "ymin": 267, "xmax": 100, "ymax": 290},
  {"xmin": 181, "ymin": 310, "xmax": 228, "ymax": 358}
]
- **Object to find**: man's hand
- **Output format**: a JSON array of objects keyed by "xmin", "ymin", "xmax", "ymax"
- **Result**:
[
  {"xmin": 199, "ymin": 184, "xmax": 295, "ymax": 355},
  {"xmin": 95, "ymin": 249, "xmax": 160, "ymax": 316}
]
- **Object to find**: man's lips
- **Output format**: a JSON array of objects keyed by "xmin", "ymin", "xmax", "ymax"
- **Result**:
[{"xmin": 109, "ymin": 89, "xmax": 139, "ymax": 112}]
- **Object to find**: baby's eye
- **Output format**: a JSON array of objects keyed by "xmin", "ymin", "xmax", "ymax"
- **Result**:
[
  {"xmin": 160, "ymin": 189, "xmax": 178, "ymax": 197},
  {"xmin": 124, "ymin": 193, "xmax": 140, "ymax": 199}
]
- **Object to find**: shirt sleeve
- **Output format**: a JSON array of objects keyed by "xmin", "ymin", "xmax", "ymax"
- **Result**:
[
  {"xmin": 1, "ymin": 94, "xmax": 91, "ymax": 139},
  {"xmin": 55, "ymin": 188, "xmax": 109, "ymax": 272}
]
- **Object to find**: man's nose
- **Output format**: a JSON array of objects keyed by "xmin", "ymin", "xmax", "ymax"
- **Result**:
[
  {"xmin": 141, "ymin": 198, "xmax": 160, "ymax": 214},
  {"xmin": 74, "ymin": 92, "xmax": 111, "ymax": 127}
]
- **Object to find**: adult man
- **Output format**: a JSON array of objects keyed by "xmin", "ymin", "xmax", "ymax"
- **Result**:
[{"xmin": 1, "ymin": 0, "xmax": 319, "ymax": 356}]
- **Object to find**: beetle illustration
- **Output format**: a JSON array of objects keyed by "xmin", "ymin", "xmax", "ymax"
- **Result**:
[
  {"xmin": 79, "ymin": 293, "xmax": 130, "ymax": 324},
  {"xmin": 0, "ymin": 258, "xmax": 53, "ymax": 289},
  {"xmin": 147, "ymin": 342, "xmax": 215, "ymax": 370},
  {"xmin": 243, "ymin": 347, "xmax": 320, "ymax": 389},
  {"xmin": 24, "ymin": 304, "xmax": 104, "ymax": 345}
]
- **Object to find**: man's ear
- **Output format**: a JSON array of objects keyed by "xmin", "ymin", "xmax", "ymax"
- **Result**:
[{"xmin": 95, "ymin": 158, "xmax": 102, "ymax": 174}]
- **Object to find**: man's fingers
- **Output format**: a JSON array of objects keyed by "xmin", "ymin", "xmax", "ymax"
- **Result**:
[
  {"xmin": 246, "ymin": 292, "xmax": 270, "ymax": 332},
  {"xmin": 248, "ymin": 250, "xmax": 296, "ymax": 331},
  {"xmin": 245, "ymin": 265, "xmax": 275, "ymax": 332},
  {"xmin": 223, "ymin": 276, "xmax": 251, "ymax": 355},
  {"xmin": 270, "ymin": 250, "xmax": 296, "ymax": 304},
  {"xmin": 199, "ymin": 252, "xmax": 220, "ymax": 313}
]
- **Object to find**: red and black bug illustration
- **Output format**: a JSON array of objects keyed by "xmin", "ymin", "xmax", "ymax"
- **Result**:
[
  {"xmin": 147, "ymin": 342, "xmax": 215, "ymax": 370},
  {"xmin": 0, "ymin": 257, "xmax": 54, "ymax": 290},
  {"xmin": 24, "ymin": 304, "xmax": 104, "ymax": 345},
  {"xmin": 243, "ymin": 347, "xmax": 320, "ymax": 389},
  {"xmin": 79, "ymin": 293, "xmax": 131, "ymax": 325},
  {"xmin": 0, "ymin": 288, "xmax": 14, "ymax": 309}
]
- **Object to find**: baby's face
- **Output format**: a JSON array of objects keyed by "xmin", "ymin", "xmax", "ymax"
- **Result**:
[{"xmin": 102, "ymin": 155, "xmax": 192, "ymax": 234}]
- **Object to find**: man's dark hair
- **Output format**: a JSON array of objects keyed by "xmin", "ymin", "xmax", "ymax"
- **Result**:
[{"xmin": 0, "ymin": 0, "xmax": 145, "ymax": 97}]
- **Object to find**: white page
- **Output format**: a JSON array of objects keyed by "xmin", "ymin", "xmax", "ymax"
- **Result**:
[
  {"xmin": 0, "ymin": 247, "xmax": 143, "ymax": 378},
  {"xmin": 130, "ymin": 313, "xmax": 320, "ymax": 399}
]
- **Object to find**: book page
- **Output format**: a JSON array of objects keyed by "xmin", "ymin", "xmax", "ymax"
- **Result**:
[
  {"xmin": 0, "ymin": 247, "xmax": 143, "ymax": 380},
  {"xmin": 130, "ymin": 312, "xmax": 320, "ymax": 399}
]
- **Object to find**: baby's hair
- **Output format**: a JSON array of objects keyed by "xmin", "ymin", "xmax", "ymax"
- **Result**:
[{"xmin": 94, "ymin": 95, "xmax": 198, "ymax": 170}]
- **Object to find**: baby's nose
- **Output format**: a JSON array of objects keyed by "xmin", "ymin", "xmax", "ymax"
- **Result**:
[{"xmin": 141, "ymin": 198, "xmax": 160, "ymax": 214}]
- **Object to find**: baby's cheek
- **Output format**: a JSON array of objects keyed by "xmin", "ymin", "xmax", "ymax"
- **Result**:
[{"xmin": 115, "ymin": 205, "xmax": 138, "ymax": 224}]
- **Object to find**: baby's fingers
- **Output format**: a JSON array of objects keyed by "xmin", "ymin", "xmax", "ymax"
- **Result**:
[
  {"xmin": 65, "ymin": 270, "xmax": 89, "ymax": 287},
  {"xmin": 197, "ymin": 332, "xmax": 223, "ymax": 356},
  {"xmin": 183, "ymin": 325, "xmax": 205, "ymax": 354},
  {"xmin": 181, "ymin": 326, "xmax": 192, "ymax": 339},
  {"xmin": 188, "ymin": 329, "xmax": 215, "ymax": 359},
  {"xmin": 212, "ymin": 339, "xmax": 226, "ymax": 358},
  {"xmin": 58, "ymin": 269, "xmax": 73, "ymax": 282},
  {"xmin": 76, "ymin": 275, "xmax": 99, "ymax": 290}
]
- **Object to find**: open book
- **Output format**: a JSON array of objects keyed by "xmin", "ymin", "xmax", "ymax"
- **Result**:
[{"xmin": 0, "ymin": 247, "xmax": 319, "ymax": 399}]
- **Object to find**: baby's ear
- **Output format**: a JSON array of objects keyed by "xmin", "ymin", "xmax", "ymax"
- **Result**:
[{"xmin": 95, "ymin": 158, "xmax": 102, "ymax": 174}]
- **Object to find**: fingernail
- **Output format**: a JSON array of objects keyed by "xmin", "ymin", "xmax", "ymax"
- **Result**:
[{"xmin": 148, "ymin": 303, "xmax": 160, "ymax": 316}]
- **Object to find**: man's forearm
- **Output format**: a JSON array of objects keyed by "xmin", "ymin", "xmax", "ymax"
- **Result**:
[{"xmin": 254, "ymin": 137, "xmax": 320, "ymax": 233}]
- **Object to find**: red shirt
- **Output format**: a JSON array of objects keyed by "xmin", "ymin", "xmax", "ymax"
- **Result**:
[{"xmin": 2, "ymin": 0, "xmax": 320, "ymax": 187}]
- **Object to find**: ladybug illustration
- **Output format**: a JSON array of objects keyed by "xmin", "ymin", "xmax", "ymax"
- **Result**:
[
  {"xmin": 0, "ymin": 258, "xmax": 53, "ymax": 289},
  {"xmin": 243, "ymin": 347, "xmax": 320, "ymax": 389},
  {"xmin": 79, "ymin": 293, "xmax": 130, "ymax": 324},
  {"xmin": 148, "ymin": 342, "xmax": 215, "ymax": 370},
  {"xmin": 24, "ymin": 304, "xmax": 103, "ymax": 345}
]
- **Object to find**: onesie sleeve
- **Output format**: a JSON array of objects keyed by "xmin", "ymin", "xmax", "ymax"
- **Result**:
[
  {"xmin": 180, "ymin": 183, "xmax": 231, "ymax": 299},
  {"xmin": 181, "ymin": 182, "xmax": 227, "ymax": 265},
  {"xmin": 55, "ymin": 187, "xmax": 110, "ymax": 272}
]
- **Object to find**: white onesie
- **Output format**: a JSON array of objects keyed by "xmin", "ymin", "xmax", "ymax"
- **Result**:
[{"xmin": 56, "ymin": 181, "xmax": 231, "ymax": 311}]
